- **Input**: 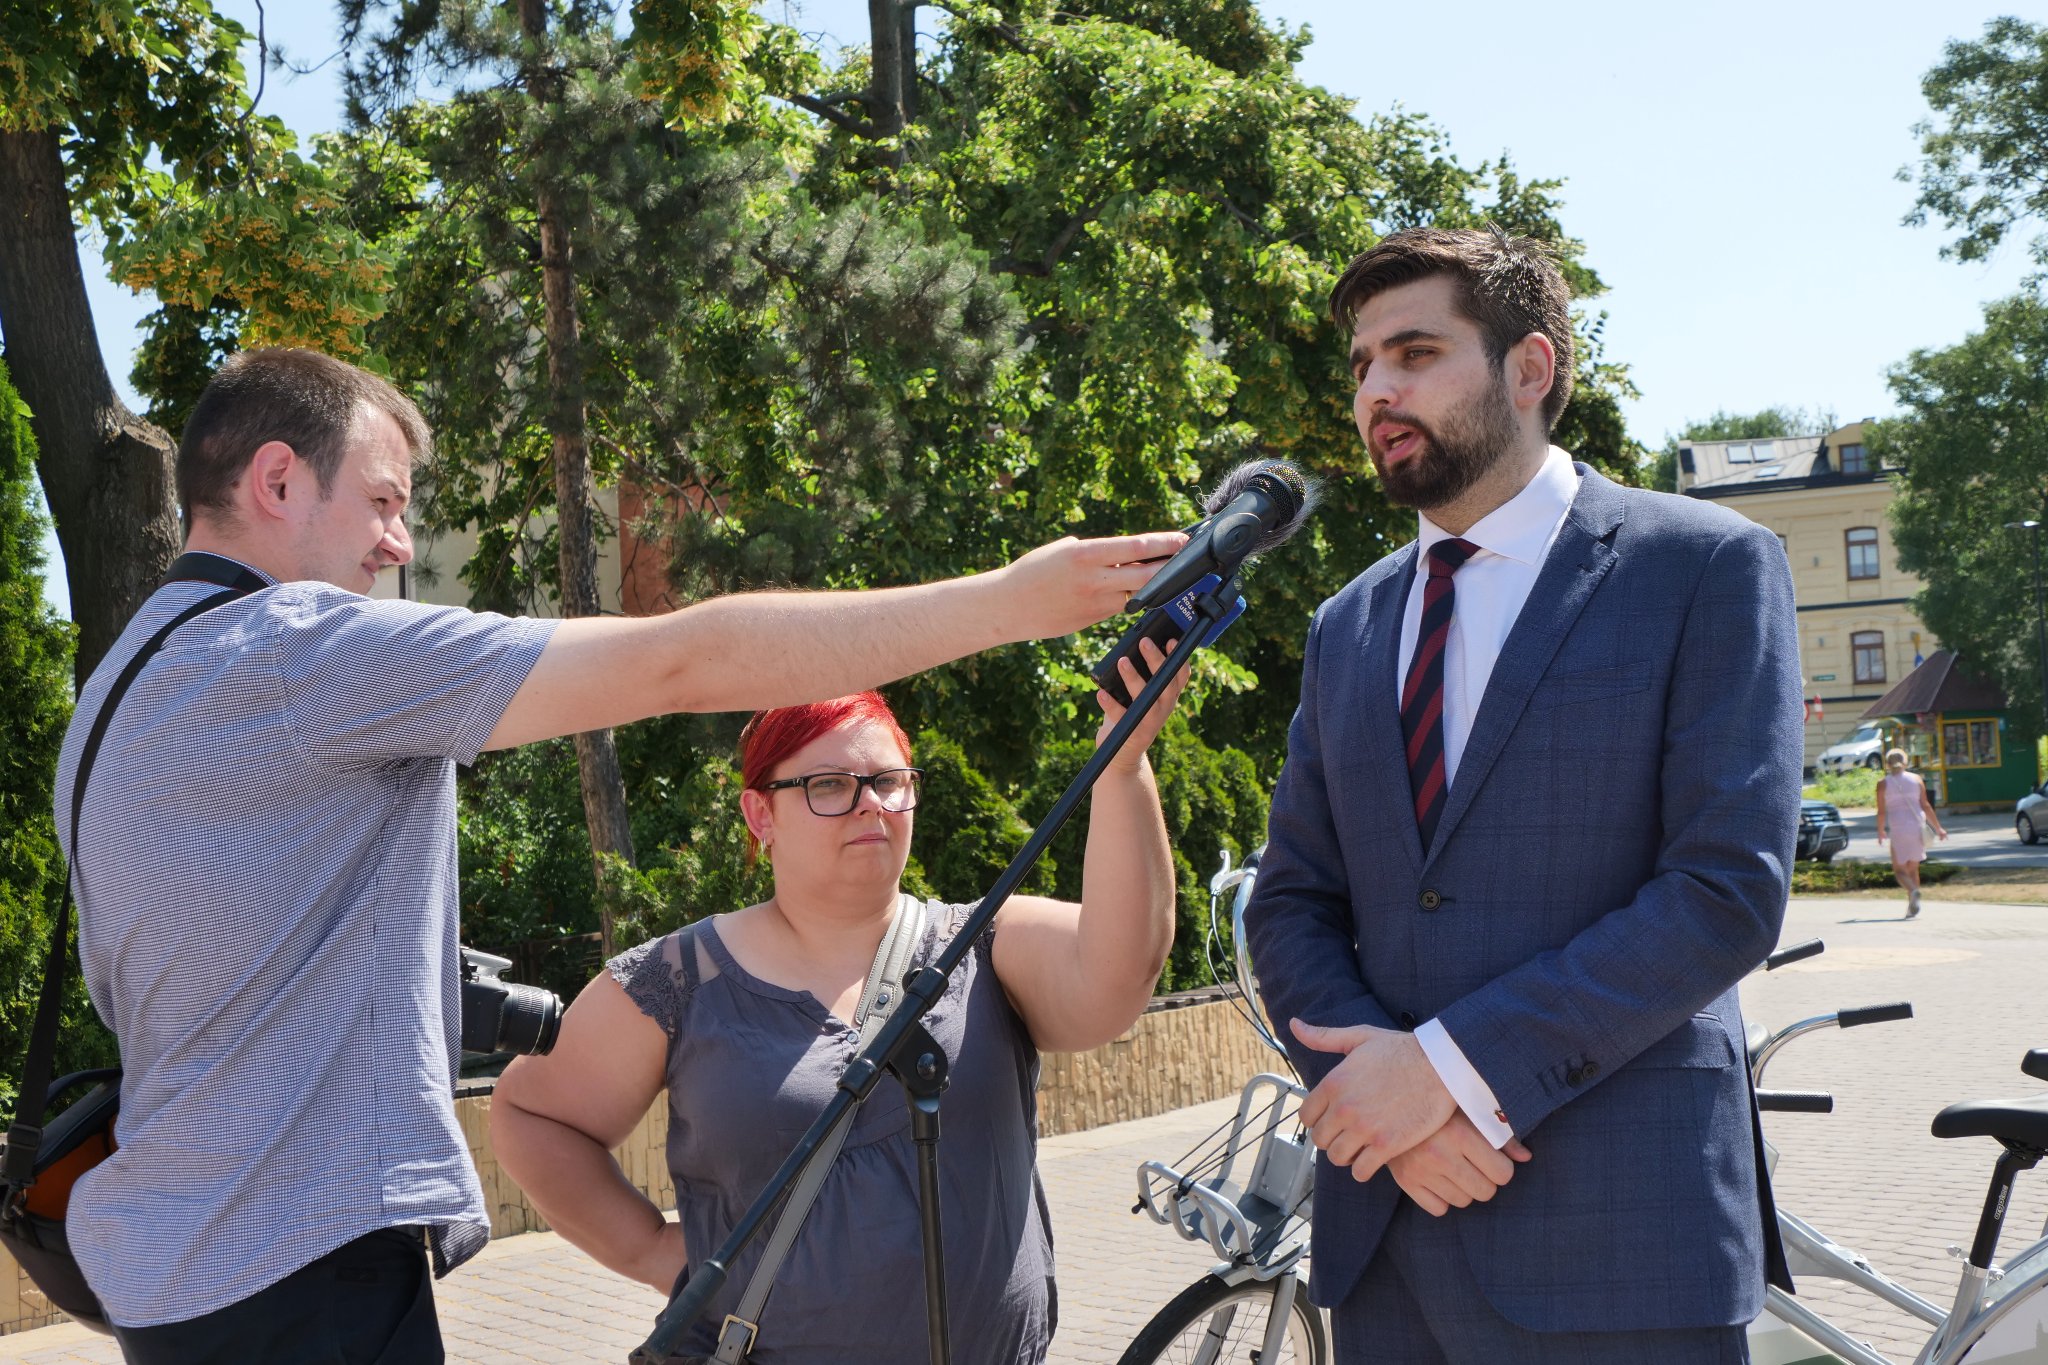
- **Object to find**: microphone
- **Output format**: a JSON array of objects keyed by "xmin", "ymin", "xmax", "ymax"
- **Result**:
[
  {"xmin": 1126, "ymin": 459, "xmax": 1318, "ymax": 613},
  {"xmin": 1090, "ymin": 572, "xmax": 1246, "ymax": 706},
  {"xmin": 1089, "ymin": 458, "xmax": 1318, "ymax": 705}
]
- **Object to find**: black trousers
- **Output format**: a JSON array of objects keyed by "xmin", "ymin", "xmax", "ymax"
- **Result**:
[{"xmin": 113, "ymin": 1227, "xmax": 442, "ymax": 1365}]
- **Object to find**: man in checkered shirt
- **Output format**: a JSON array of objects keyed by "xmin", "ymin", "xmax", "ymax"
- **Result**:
[{"xmin": 54, "ymin": 348, "xmax": 1181, "ymax": 1363}]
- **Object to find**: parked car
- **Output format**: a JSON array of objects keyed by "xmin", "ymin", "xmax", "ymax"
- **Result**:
[
  {"xmin": 1816, "ymin": 723, "xmax": 1885, "ymax": 775},
  {"xmin": 2017, "ymin": 782, "xmax": 2048, "ymax": 845},
  {"xmin": 1797, "ymin": 799, "xmax": 1849, "ymax": 862}
]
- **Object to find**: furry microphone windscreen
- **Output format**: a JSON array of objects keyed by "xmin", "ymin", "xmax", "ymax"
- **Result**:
[{"xmin": 1202, "ymin": 457, "xmax": 1322, "ymax": 558}]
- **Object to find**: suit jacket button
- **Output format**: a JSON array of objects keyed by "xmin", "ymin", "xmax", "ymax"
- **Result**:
[
  {"xmin": 1419, "ymin": 889, "xmax": 1442, "ymax": 911},
  {"xmin": 1565, "ymin": 1066, "xmax": 1584, "ymax": 1086},
  {"xmin": 1580, "ymin": 1059, "xmax": 1600, "ymax": 1080},
  {"xmin": 1398, "ymin": 1012, "xmax": 1418, "ymax": 1030}
]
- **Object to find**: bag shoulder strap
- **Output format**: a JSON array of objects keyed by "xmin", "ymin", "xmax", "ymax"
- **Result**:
[
  {"xmin": 3, "ymin": 565, "xmax": 259, "ymax": 1189},
  {"xmin": 711, "ymin": 894, "xmax": 928, "ymax": 1363}
]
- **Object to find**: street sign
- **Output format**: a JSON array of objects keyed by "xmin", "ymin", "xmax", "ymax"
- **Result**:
[{"xmin": 1812, "ymin": 674, "xmax": 1836, "ymax": 682}]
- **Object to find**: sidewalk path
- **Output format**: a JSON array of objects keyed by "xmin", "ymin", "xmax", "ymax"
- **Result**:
[
  {"xmin": 0, "ymin": 1100, "xmax": 1236, "ymax": 1364},
  {"xmin": 5, "ymin": 894, "xmax": 2044, "ymax": 1363}
]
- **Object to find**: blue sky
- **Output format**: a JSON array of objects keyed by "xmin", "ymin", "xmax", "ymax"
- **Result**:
[{"xmin": 35, "ymin": 0, "xmax": 2037, "ymax": 616}]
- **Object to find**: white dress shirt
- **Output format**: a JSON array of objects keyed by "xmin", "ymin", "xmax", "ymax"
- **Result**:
[{"xmin": 1398, "ymin": 446, "xmax": 1580, "ymax": 1147}]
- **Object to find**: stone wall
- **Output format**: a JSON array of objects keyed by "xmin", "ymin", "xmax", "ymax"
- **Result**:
[{"xmin": 2, "ymin": 991, "xmax": 1277, "ymax": 1335}]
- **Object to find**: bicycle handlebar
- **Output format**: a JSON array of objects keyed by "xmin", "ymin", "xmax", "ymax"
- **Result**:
[
  {"xmin": 1837, "ymin": 1002, "xmax": 1914, "ymax": 1029},
  {"xmin": 1764, "ymin": 939, "xmax": 1824, "ymax": 971},
  {"xmin": 2024, "ymin": 1048, "xmax": 2048, "ymax": 1083},
  {"xmin": 1757, "ymin": 1090, "xmax": 1834, "ymax": 1114}
]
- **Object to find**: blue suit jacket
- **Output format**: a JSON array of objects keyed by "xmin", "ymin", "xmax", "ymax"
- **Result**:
[{"xmin": 1244, "ymin": 466, "xmax": 1801, "ymax": 1332}]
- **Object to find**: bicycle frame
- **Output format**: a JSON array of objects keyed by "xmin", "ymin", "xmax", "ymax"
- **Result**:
[{"xmin": 1751, "ymin": 1008, "xmax": 2048, "ymax": 1365}]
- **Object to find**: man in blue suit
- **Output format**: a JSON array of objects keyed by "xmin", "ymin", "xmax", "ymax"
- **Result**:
[{"xmin": 1244, "ymin": 226, "xmax": 1801, "ymax": 1363}]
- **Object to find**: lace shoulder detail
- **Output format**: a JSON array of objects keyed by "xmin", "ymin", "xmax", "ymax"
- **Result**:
[
  {"xmin": 606, "ymin": 926, "xmax": 700, "ymax": 1041},
  {"xmin": 936, "ymin": 899, "xmax": 997, "ymax": 959}
]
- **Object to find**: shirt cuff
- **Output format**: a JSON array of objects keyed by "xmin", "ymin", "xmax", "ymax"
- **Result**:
[{"xmin": 1415, "ymin": 1017, "xmax": 1516, "ymax": 1148}]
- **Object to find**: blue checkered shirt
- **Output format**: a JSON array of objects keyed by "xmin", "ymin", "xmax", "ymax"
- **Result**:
[{"xmin": 53, "ymin": 557, "xmax": 556, "ymax": 1327}]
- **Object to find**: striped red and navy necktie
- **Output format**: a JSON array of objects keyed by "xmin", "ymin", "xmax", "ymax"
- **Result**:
[{"xmin": 1401, "ymin": 537, "xmax": 1479, "ymax": 850}]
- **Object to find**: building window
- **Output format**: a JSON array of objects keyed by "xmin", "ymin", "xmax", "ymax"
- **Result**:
[
  {"xmin": 1942, "ymin": 719, "xmax": 2000, "ymax": 769},
  {"xmin": 1775, "ymin": 532, "xmax": 1789, "ymax": 556},
  {"xmin": 1852, "ymin": 631, "xmax": 1885, "ymax": 684},
  {"xmin": 1838, "ymin": 442, "xmax": 1868, "ymax": 474},
  {"xmin": 1846, "ymin": 527, "xmax": 1880, "ymax": 580}
]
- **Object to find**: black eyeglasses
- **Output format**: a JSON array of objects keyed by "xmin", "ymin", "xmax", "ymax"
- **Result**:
[{"xmin": 762, "ymin": 768, "xmax": 924, "ymax": 817}]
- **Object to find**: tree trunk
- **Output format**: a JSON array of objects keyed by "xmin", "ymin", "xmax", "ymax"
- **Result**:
[
  {"xmin": 868, "ymin": 0, "xmax": 911, "ymax": 154},
  {"xmin": 0, "ymin": 129, "xmax": 181, "ymax": 687},
  {"xmin": 517, "ymin": 0, "xmax": 636, "ymax": 957}
]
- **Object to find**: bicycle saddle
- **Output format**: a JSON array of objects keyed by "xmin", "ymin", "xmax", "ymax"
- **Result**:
[
  {"xmin": 1931, "ymin": 1093, "xmax": 2048, "ymax": 1151},
  {"xmin": 2024, "ymin": 1049, "xmax": 2048, "ymax": 1084}
]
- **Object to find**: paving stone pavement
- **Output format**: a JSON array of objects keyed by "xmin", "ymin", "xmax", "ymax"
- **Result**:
[{"xmin": 5, "ymin": 893, "xmax": 2044, "ymax": 1364}]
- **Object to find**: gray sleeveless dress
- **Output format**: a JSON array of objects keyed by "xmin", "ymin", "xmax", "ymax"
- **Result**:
[{"xmin": 607, "ymin": 899, "xmax": 1056, "ymax": 1364}]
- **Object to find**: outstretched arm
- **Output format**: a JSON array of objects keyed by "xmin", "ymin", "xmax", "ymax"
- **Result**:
[
  {"xmin": 487, "ymin": 532, "xmax": 1184, "ymax": 749},
  {"xmin": 993, "ymin": 639, "xmax": 1185, "ymax": 1053}
]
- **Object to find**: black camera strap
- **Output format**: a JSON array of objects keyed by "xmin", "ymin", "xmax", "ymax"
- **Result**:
[{"xmin": 2, "ymin": 554, "xmax": 265, "ymax": 1191}]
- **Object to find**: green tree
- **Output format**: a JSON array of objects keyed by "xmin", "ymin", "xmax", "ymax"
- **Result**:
[
  {"xmin": 381, "ymin": 0, "xmax": 1641, "ymax": 993},
  {"xmin": 708, "ymin": 0, "xmax": 1646, "ymax": 777},
  {"xmin": 0, "ymin": 357, "xmax": 115, "ymax": 1112},
  {"xmin": 1903, "ymin": 16, "xmax": 2048, "ymax": 267},
  {"xmin": 336, "ymin": 0, "xmax": 1028, "ymax": 953},
  {"xmin": 0, "ymin": 1, "xmax": 390, "ymax": 680},
  {"xmin": 1874, "ymin": 293, "xmax": 2048, "ymax": 745}
]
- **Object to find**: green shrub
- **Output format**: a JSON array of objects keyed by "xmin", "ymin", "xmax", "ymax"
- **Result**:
[
  {"xmin": 0, "ymin": 358, "xmax": 116, "ymax": 1113},
  {"xmin": 1016, "ymin": 717, "xmax": 1268, "ymax": 993},
  {"xmin": 1803, "ymin": 766, "xmax": 1882, "ymax": 809},
  {"xmin": 456, "ymin": 739, "xmax": 607, "ymax": 1001},
  {"xmin": 1791, "ymin": 859, "xmax": 1959, "ymax": 895},
  {"xmin": 606, "ymin": 753, "xmax": 770, "ymax": 949},
  {"xmin": 901, "ymin": 731, "xmax": 1056, "ymax": 905}
]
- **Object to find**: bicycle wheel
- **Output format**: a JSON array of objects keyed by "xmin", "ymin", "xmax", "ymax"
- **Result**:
[{"xmin": 1117, "ymin": 1272, "xmax": 1328, "ymax": 1365}]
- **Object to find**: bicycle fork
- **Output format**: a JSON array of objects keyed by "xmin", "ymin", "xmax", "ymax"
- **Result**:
[
  {"xmin": 1259, "ymin": 1273, "xmax": 1301, "ymax": 1363},
  {"xmin": 1188, "ymin": 1271, "xmax": 1304, "ymax": 1365}
]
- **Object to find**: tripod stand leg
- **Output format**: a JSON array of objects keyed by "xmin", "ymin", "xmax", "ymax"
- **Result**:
[
  {"xmin": 911, "ymin": 1089, "xmax": 950, "ymax": 1365},
  {"xmin": 887, "ymin": 1018, "xmax": 953, "ymax": 1365}
]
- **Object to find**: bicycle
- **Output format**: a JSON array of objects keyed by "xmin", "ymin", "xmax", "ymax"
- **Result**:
[
  {"xmin": 1121, "ymin": 853, "xmax": 2048, "ymax": 1365},
  {"xmin": 1119, "ymin": 846, "xmax": 1330, "ymax": 1365},
  {"xmin": 1745, "ymin": 939, "xmax": 2048, "ymax": 1365}
]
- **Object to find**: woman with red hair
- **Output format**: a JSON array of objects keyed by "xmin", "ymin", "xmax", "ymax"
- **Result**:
[{"xmin": 492, "ymin": 643, "xmax": 1185, "ymax": 1363}]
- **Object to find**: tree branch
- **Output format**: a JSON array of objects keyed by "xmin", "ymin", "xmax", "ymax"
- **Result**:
[
  {"xmin": 787, "ymin": 92, "xmax": 879, "ymax": 137},
  {"xmin": 992, "ymin": 207, "xmax": 1099, "ymax": 277},
  {"xmin": 923, "ymin": 0, "xmax": 1029, "ymax": 50}
]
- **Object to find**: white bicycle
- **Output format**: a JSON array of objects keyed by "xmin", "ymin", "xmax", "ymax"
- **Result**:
[
  {"xmin": 1120, "ymin": 858, "xmax": 2048, "ymax": 1365},
  {"xmin": 1119, "ymin": 847, "xmax": 1328, "ymax": 1365},
  {"xmin": 1747, "ymin": 940, "xmax": 2048, "ymax": 1365}
]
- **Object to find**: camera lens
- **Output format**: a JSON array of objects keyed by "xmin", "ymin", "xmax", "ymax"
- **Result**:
[{"xmin": 496, "ymin": 982, "xmax": 563, "ymax": 1056}]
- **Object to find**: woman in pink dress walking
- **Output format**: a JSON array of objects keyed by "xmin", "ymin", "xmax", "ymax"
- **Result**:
[{"xmin": 1875, "ymin": 748, "xmax": 1947, "ymax": 917}]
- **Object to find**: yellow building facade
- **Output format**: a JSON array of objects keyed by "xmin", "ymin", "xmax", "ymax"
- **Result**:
[{"xmin": 1682, "ymin": 422, "xmax": 1935, "ymax": 771}]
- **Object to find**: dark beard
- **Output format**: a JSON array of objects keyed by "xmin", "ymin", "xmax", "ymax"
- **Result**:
[{"xmin": 1373, "ymin": 369, "xmax": 1521, "ymax": 511}]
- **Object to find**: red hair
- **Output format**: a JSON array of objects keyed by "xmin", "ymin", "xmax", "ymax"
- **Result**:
[{"xmin": 737, "ymin": 693, "xmax": 914, "ymax": 860}]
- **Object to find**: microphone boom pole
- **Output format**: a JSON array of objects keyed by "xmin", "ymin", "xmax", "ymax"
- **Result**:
[{"xmin": 630, "ymin": 578, "xmax": 1245, "ymax": 1365}]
